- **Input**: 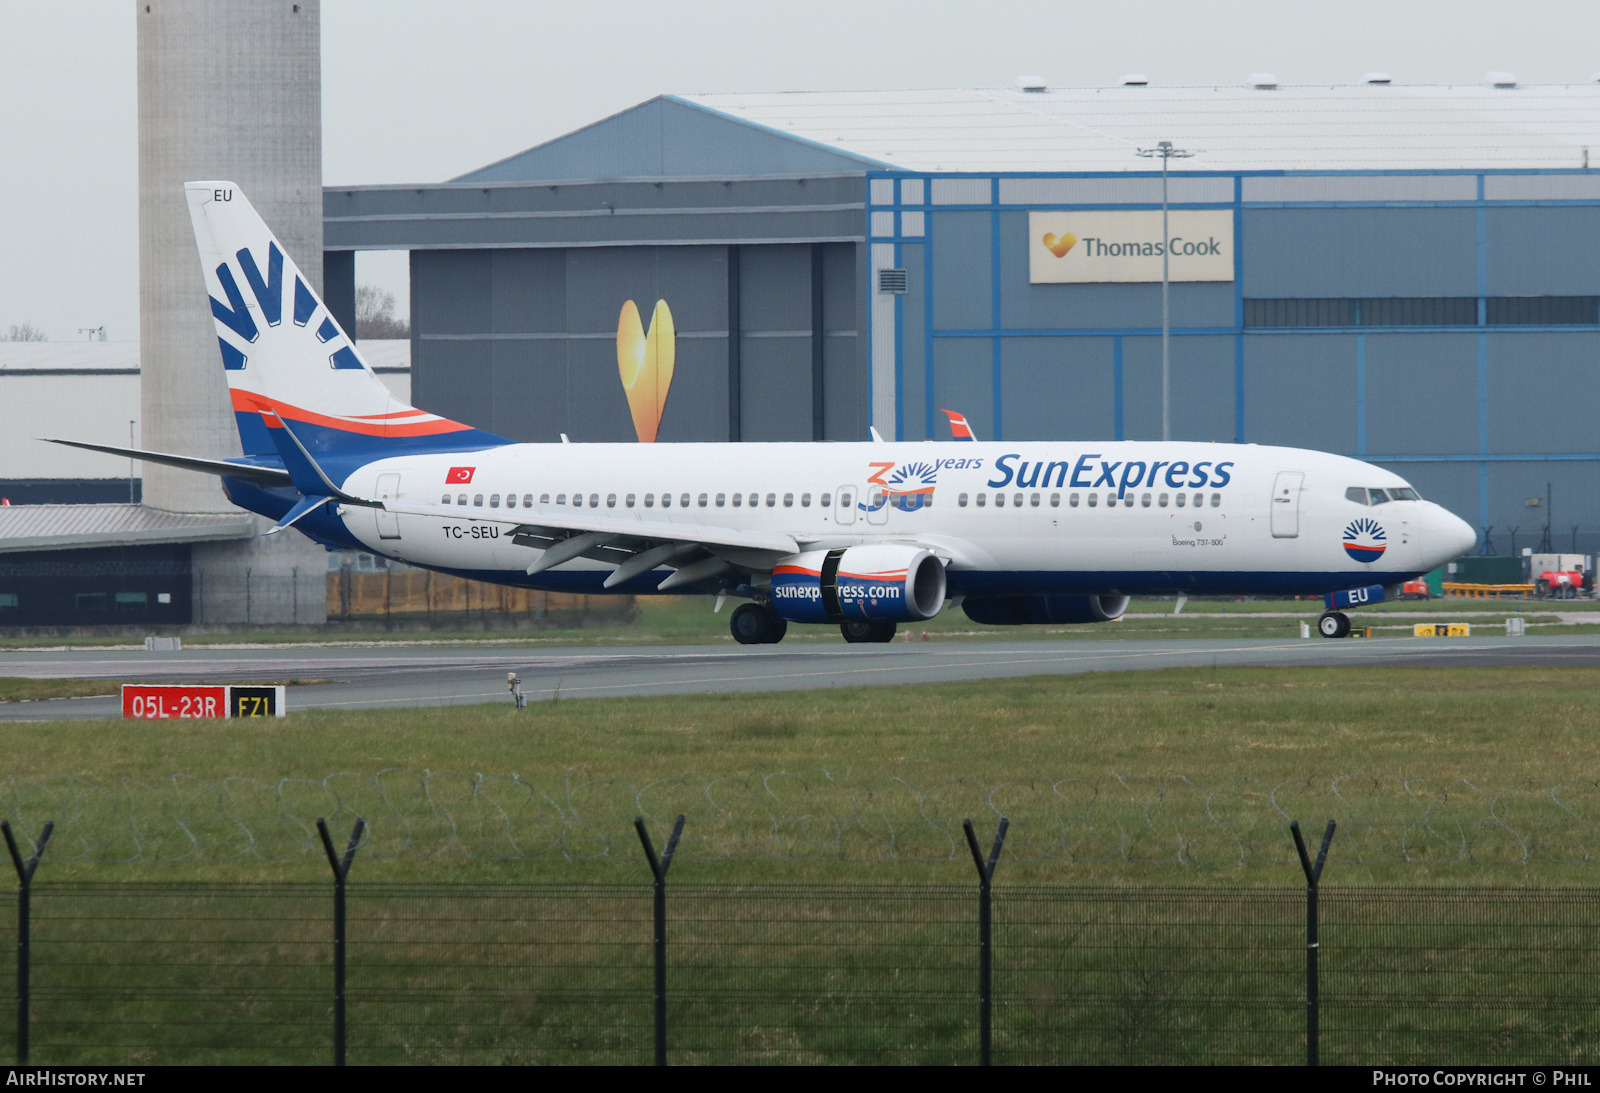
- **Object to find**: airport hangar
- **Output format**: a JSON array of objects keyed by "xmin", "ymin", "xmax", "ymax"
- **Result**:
[{"xmin": 326, "ymin": 79, "xmax": 1600, "ymax": 557}]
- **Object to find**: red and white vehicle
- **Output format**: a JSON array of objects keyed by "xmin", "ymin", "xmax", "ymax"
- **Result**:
[
  {"xmin": 1537, "ymin": 569, "xmax": 1586, "ymax": 599},
  {"xmin": 1400, "ymin": 578, "xmax": 1431, "ymax": 599}
]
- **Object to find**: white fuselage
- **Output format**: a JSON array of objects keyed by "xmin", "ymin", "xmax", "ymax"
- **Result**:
[{"xmin": 331, "ymin": 440, "xmax": 1477, "ymax": 602}]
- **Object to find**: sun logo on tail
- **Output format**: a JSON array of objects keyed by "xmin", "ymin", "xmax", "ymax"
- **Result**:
[{"xmin": 1342, "ymin": 516, "xmax": 1387, "ymax": 563}]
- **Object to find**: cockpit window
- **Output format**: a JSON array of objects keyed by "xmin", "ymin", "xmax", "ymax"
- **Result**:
[{"xmin": 1350, "ymin": 486, "xmax": 1420, "ymax": 504}]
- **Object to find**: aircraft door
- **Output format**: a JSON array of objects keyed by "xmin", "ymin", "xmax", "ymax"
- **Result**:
[
  {"xmin": 375, "ymin": 473, "xmax": 401, "ymax": 539},
  {"xmin": 864, "ymin": 483, "xmax": 889, "ymax": 526},
  {"xmin": 1270, "ymin": 471, "xmax": 1303, "ymax": 539},
  {"xmin": 834, "ymin": 485, "xmax": 857, "ymax": 526}
]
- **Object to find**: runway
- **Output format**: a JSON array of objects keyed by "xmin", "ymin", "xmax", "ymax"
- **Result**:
[{"xmin": 2, "ymin": 634, "xmax": 1598, "ymax": 720}]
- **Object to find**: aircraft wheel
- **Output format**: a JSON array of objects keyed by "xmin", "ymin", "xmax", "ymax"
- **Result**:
[
  {"xmin": 1317, "ymin": 611, "xmax": 1351, "ymax": 639},
  {"xmin": 731, "ymin": 603, "xmax": 772, "ymax": 645},
  {"xmin": 841, "ymin": 619, "xmax": 897, "ymax": 643},
  {"xmin": 764, "ymin": 616, "xmax": 789, "ymax": 644}
]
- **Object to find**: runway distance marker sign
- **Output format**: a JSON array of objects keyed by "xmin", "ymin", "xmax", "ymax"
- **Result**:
[{"xmin": 121, "ymin": 684, "xmax": 286, "ymax": 719}]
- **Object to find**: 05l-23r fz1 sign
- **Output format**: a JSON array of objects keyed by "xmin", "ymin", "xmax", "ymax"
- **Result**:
[{"xmin": 121, "ymin": 684, "xmax": 286, "ymax": 719}]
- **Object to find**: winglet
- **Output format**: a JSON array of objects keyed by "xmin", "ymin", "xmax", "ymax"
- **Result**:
[{"xmin": 940, "ymin": 409, "xmax": 977, "ymax": 441}]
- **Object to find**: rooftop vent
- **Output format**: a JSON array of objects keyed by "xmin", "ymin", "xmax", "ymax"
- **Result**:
[
  {"xmin": 1247, "ymin": 73, "xmax": 1278, "ymax": 89},
  {"xmin": 1362, "ymin": 72, "xmax": 1392, "ymax": 84},
  {"xmin": 1486, "ymin": 71, "xmax": 1517, "ymax": 88},
  {"xmin": 1120, "ymin": 74, "xmax": 1149, "ymax": 86},
  {"xmin": 1014, "ymin": 75, "xmax": 1047, "ymax": 92}
]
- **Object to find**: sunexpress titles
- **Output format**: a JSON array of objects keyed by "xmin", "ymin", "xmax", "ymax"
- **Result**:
[{"xmin": 986, "ymin": 453, "xmax": 1236, "ymax": 500}]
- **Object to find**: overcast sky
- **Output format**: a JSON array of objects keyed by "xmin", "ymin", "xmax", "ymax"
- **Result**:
[{"xmin": 4, "ymin": 0, "xmax": 1600, "ymax": 343}]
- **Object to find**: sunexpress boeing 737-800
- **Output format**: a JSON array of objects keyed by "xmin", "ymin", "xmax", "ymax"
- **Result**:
[{"xmin": 49, "ymin": 183, "xmax": 1478, "ymax": 644}]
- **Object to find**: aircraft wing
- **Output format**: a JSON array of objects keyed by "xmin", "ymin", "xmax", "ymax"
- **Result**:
[
  {"xmin": 39, "ymin": 438, "xmax": 295, "ymax": 487},
  {"xmin": 385, "ymin": 500, "xmax": 798, "ymax": 554},
  {"xmin": 381, "ymin": 499, "xmax": 798, "ymax": 587}
]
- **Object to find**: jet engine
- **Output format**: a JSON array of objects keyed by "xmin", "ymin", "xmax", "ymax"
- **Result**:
[
  {"xmin": 770, "ymin": 545, "xmax": 947, "ymax": 623},
  {"xmin": 961, "ymin": 593, "xmax": 1131, "ymax": 626}
]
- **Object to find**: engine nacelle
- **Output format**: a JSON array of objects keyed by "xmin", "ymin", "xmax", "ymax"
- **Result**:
[
  {"xmin": 770, "ymin": 545, "xmax": 947, "ymax": 623},
  {"xmin": 962, "ymin": 593, "xmax": 1131, "ymax": 626}
]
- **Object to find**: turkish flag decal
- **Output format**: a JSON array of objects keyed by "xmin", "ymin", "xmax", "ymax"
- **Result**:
[{"xmin": 446, "ymin": 467, "xmax": 475, "ymax": 484}]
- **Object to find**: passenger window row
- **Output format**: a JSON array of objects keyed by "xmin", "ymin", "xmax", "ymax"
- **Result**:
[
  {"xmin": 436, "ymin": 487, "xmax": 1225, "ymax": 513},
  {"xmin": 439, "ymin": 491, "xmax": 835, "ymax": 510},
  {"xmin": 956, "ymin": 491, "xmax": 1222, "ymax": 509}
]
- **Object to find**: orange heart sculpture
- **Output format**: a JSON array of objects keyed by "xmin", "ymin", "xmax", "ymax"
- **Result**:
[
  {"xmin": 616, "ymin": 299, "xmax": 675, "ymax": 443},
  {"xmin": 1043, "ymin": 232, "xmax": 1077, "ymax": 258}
]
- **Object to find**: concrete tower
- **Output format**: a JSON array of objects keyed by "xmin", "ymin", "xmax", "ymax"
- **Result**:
[{"xmin": 136, "ymin": 0, "xmax": 325, "ymax": 623}]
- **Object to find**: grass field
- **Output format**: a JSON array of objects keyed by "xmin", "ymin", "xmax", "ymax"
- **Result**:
[
  {"xmin": 2, "ymin": 593, "xmax": 1597, "ymax": 649},
  {"xmin": 3, "ymin": 665, "xmax": 1599, "ymax": 1065},
  {"xmin": 0, "ymin": 678, "xmax": 121, "ymax": 702},
  {"xmin": 3, "ymin": 665, "xmax": 1599, "ymax": 886}
]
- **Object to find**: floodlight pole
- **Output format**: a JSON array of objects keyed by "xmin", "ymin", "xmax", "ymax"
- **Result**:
[{"xmin": 1137, "ymin": 141, "xmax": 1194, "ymax": 441}]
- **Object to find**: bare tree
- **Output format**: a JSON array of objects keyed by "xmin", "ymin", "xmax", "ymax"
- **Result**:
[
  {"xmin": 355, "ymin": 284, "xmax": 408, "ymax": 339},
  {"xmin": 3, "ymin": 322, "xmax": 47, "ymax": 342}
]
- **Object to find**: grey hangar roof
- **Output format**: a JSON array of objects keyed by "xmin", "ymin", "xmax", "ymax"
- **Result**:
[
  {"xmin": 325, "ymin": 83, "xmax": 1600, "ymax": 254},
  {"xmin": 467, "ymin": 84, "xmax": 1600, "ymax": 179}
]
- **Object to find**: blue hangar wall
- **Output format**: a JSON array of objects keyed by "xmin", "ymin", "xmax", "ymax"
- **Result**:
[{"xmin": 868, "ymin": 172, "xmax": 1600, "ymax": 554}]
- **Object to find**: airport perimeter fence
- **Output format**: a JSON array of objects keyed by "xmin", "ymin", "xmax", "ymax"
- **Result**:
[
  {"xmin": 327, "ymin": 567, "xmax": 636, "ymax": 626},
  {"xmin": 15, "ymin": 768, "xmax": 1600, "ymax": 868},
  {"xmin": 0, "ymin": 820, "xmax": 1594, "ymax": 1066}
]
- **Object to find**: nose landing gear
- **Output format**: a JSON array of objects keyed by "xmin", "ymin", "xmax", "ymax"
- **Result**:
[{"xmin": 1317, "ymin": 611, "xmax": 1352, "ymax": 639}]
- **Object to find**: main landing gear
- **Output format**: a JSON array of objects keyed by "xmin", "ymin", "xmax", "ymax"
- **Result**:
[
  {"xmin": 1317, "ymin": 611, "xmax": 1352, "ymax": 639},
  {"xmin": 728, "ymin": 605, "xmax": 900, "ymax": 645},
  {"xmin": 840, "ymin": 619, "xmax": 897, "ymax": 643},
  {"xmin": 730, "ymin": 602, "xmax": 788, "ymax": 645}
]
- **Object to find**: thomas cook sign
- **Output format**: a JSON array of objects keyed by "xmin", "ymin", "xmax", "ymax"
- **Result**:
[{"xmin": 1029, "ymin": 210, "xmax": 1234, "ymax": 283}]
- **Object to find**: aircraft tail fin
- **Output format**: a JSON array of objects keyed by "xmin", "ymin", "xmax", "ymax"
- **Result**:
[
  {"xmin": 940, "ymin": 409, "xmax": 978, "ymax": 441},
  {"xmin": 184, "ymin": 182, "xmax": 505, "ymax": 459}
]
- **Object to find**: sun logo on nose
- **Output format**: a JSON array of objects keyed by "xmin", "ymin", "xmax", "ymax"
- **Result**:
[{"xmin": 1342, "ymin": 517, "xmax": 1387, "ymax": 563}]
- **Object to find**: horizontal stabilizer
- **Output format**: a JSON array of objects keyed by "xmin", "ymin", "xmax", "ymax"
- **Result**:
[
  {"xmin": 263, "ymin": 494, "xmax": 334, "ymax": 537},
  {"xmin": 38, "ymin": 438, "xmax": 293, "ymax": 486}
]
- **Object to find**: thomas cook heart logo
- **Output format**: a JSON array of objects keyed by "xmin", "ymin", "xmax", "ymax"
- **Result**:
[
  {"xmin": 616, "ymin": 299, "xmax": 675, "ymax": 443},
  {"xmin": 1043, "ymin": 232, "xmax": 1077, "ymax": 258}
]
